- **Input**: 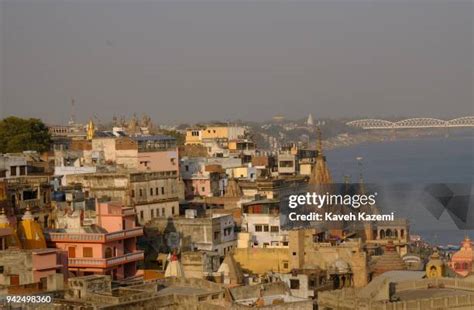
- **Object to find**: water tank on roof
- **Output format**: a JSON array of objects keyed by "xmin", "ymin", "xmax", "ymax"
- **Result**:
[
  {"xmin": 185, "ymin": 209, "xmax": 197, "ymax": 219},
  {"xmin": 52, "ymin": 191, "xmax": 66, "ymax": 202}
]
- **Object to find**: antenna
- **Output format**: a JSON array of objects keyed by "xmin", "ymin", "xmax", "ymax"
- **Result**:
[
  {"xmin": 69, "ymin": 98, "xmax": 76, "ymax": 125},
  {"xmin": 356, "ymin": 156, "xmax": 364, "ymax": 181}
]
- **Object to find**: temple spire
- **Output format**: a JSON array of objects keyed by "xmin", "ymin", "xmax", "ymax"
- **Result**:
[
  {"xmin": 317, "ymin": 126, "xmax": 323, "ymax": 156},
  {"xmin": 309, "ymin": 127, "xmax": 332, "ymax": 185}
]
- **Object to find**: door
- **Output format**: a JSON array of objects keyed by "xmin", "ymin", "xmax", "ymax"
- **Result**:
[
  {"xmin": 10, "ymin": 274, "xmax": 19, "ymax": 286},
  {"xmin": 68, "ymin": 247, "xmax": 76, "ymax": 258}
]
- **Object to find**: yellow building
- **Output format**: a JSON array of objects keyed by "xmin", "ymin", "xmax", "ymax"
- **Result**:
[
  {"xmin": 233, "ymin": 247, "xmax": 290, "ymax": 274},
  {"xmin": 185, "ymin": 128, "xmax": 203, "ymax": 145},
  {"xmin": 17, "ymin": 208, "xmax": 47, "ymax": 249},
  {"xmin": 185, "ymin": 126, "xmax": 246, "ymax": 145},
  {"xmin": 426, "ymin": 249, "xmax": 444, "ymax": 278},
  {"xmin": 289, "ymin": 229, "xmax": 369, "ymax": 288},
  {"xmin": 201, "ymin": 126, "xmax": 231, "ymax": 140}
]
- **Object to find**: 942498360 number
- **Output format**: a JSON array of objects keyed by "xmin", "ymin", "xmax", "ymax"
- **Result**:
[{"xmin": 6, "ymin": 295, "xmax": 52, "ymax": 304}]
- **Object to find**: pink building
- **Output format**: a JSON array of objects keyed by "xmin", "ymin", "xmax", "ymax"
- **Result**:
[
  {"xmin": 448, "ymin": 237, "xmax": 473, "ymax": 277},
  {"xmin": 46, "ymin": 201, "xmax": 144, "ymax": 281},
  {"xmin": 0, "ymin": 226, "xmax": 65, "ymax": 291},
  {"xmin": 134, "ymin": 136, "xmax": 179, "ymax": 174},
  {"xmin": 183, "ymin": 164, "xmax": 225, "ymax": 199}
]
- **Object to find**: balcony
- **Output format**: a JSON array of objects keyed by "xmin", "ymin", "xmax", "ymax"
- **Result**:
[
  {"xmin": 68, "ymin": 251, "xmax": 144, "ymax": 268},
  {"xmin": 45, "ymin": 227, "xmax": 143, "ymax": 243}
]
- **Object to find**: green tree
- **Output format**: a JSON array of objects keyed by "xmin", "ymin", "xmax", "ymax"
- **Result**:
[{"xmin": 0, "ymin": 117, "xmax": 52, "ymax": 153}]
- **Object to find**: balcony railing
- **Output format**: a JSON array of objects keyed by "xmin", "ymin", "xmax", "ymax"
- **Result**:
[
  {"xmin": 68, "ymin": 251, "xmax": 144, "ymax": 268},
  {"xmin": 45, "ymin": 227, "xmax": 143, "ymax": 243}
]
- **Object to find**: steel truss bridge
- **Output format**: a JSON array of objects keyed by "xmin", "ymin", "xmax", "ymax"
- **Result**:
[{"xmin": 346, "ymin": 116, "xmax": 474, "ymax": 130}]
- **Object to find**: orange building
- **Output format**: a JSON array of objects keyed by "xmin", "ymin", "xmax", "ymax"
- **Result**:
[
  {"xmin": 46, "ymin": 201, "xmax": 144, "ymax": 280},
  {"xmin": 449, "ymin": 237, "xmax": 473, "ymax": 277}
]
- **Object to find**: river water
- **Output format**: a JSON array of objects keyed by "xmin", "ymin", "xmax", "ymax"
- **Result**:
[{"xmin": 325, "ymin": 133, "xmax": 474, "ymax": 245}]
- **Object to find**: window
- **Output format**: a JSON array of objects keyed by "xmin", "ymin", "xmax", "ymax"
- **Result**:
[
  {"xmin": 290, "ymin": 279, "xmax": 300, "ymax": 289},
  {"xmin": 171, "ymin": 207, "xmax": 175, "ymax": 215},
  {"xmin": 83, "ymin": 247, "xmax": 93, "ymax": 258},
  {"xmin": 10, "ymin": 166, "xmax": 16, "ymax": 176},
  {"xmin": 214, "ymin": 231, "xmax": 220, "ymax": 240},
  {"xmin": 19, "ymin": 166, "xmax": 26, "ymax": 176},
  {"xmin": 279, "ymin": 161, "xmax": 294, "ymax": 168},
  {"xmin": 131, "ymin": 190, "xmax": 135, "ymax": 198},
  {"xmin": 255, "ymin": 225, "xmax": 263, "ymax": 232},
  {"xmin": 201, "ymin": 187, "xmax": 205, "ymax": 192},
  {"xmin": 139, "ymin": 189, "xmax": 143, "ymax": 197},
  {"xmin": 263, "ymin": 225, "xmax": 269, "ymax": 232},
  {"xmin": 0, "ymin": 266, "xmax": 4, "ymax": 273},
  {"xmin": 151, "ymin": 209, "xmax": 154, "ymax": 217},
  {"xmin": 105, "ymin": 247, "xmax": 113, "ymax": 258},
  {"xmin": 185, "ymin": 165, "xmax": 189, "ymax": 172},
  {"xmin": 271, "ymin": 226, "xmax": 279, "ymax": 233},
  {"xmin": 156, "ymin": 187, "xmax": 159, "ymax": 195},
  {"xmin": 283, "ymin": 261, "xmax": 289, "ymax": 269},
  {"xmin": 162, "ymin": 208, "xmax": 165, "ymax": 216},
  {"xmin": 161, "ymin": 187, "xmax": 165, "ymax": 195},
  {"xmin": 140, "ymin": 211, "xmax": 144, "ymax": 219},
  {"xmin": 150, "ymin": 188, "xmax": 153, "ymax": 196}
]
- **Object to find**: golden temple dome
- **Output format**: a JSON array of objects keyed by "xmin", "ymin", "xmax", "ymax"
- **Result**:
[{"xmin": 17, "ymin": 207, "xmax": 47, "ymax": 249}]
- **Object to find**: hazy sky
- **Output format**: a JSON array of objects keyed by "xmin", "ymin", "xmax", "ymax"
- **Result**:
[{"xmin": 0, "ymin": 0, "xmax": 472, "ymax": 124}]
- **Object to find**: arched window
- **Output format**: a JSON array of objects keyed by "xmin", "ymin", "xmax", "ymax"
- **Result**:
[
  {"xmin": 380, "ymin": 230, "xmax": 385, "ymax": 239},
  {"xmin": 386, "ymin": 229, "xmax": 392, "ymax": 238},
  {"xmin": 400, "ymin": 229, "xmax": 404, "ymax": 238},
  {"xmin": 105, "ymin": 247, "xmax": 113, "ymax": 258}
]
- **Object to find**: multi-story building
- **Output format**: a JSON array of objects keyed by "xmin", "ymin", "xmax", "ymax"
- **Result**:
[
  {"xmin": 45, "ymin": 201, "xmax": 144, "ymax": 281},
  {"xmin": 240, "ymin": 199, "xmax": 288, "ymax": 248},
  {"xmin": 134, "ymin": 135, "xmax": 179, "ymax": 174},
  {"xmin": 55, "ymin": 134, "xmax": 179, "ymax": 173},
  {"xmin": 228, "ymin": 139, "xmax": 256, "ymax": 156},
  {"xmin": 0, "ymin": 248, "xmax": 64, "ymax": 292},
  {"xmin": 3, "ymin": 175, "xmax": 53, "ymax": 227},
  {"xmin": 277, "ymin": 145, "xmax": 318, "ymax": 176},
  {"xmin": 239, "ymin": 176, "xmax": 307, "ymax": 200},
  {"xmin": 146, "ymin": 212, "xmax": 237, "ymax": 256},
  {"xmin": 185, "ymin": 125, "xmax": 246, "ymax": 146},
  {"xmin": 185, "ymin": 125, "xmax": 248, "ymax": 157},
  {"xmin": 180, "ymin": 158, "xmax": 227, "ymax": 199},
  {"xmin": 0, "ymin": 154, "xmax": 28, "ymax": 179},
  {"xmin": 65, "ymin": 170, "xmax": 179, "ymax": 225}
]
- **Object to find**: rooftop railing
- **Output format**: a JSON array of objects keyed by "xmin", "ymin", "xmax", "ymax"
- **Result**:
[{"xmin": 45, "ymin": 227, "xmax": 143, "ymax": 243}]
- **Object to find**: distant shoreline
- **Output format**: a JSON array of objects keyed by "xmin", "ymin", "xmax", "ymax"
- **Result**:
[{"xmin": 324, "ymin": 128, "xmax": 473, "ymax": 151}]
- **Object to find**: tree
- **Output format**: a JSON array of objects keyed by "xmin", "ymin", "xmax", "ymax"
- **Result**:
[{"xmin": 0, "ymin": 117, "xmax": 52, "ymax": 153}]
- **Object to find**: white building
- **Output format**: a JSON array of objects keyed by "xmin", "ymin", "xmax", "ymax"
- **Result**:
[
  {"xmin": 241, "ymin": 199, "xmax": 288, "ymax": 248},
  {"xmin": 0, "ymin": 154, "xmax": 28, "ymax": 179}
]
